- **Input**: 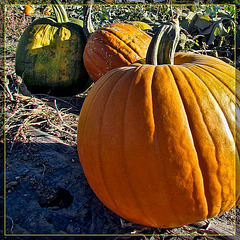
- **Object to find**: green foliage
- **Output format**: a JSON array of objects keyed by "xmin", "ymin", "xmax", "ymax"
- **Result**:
[
  {"xmin": 4, "ymin": 2, "xmax": 238, "ymax": 67},
  {"xmin": 214, "ymin": 0, "xmax": 240, "ymax": 4}
]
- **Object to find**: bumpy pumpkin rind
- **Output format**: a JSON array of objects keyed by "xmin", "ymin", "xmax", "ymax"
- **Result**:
[
  {"xmin": 83, "ymin": 22, "xmax": 152, "ymax": 82},
  {"xmin": 77, "ymin": 53, "xmax": 240, "ymax": 228},
  {"xmin": 15, "ymin": 18, "xmax": 91, "ymax": 96}
]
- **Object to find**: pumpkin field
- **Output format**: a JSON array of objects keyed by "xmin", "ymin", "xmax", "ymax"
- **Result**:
[{"xmin": 1, "ymin": 0, "xmax": 240, "ymax": 239}]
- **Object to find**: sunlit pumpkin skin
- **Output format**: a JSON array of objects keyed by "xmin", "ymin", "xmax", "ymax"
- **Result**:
[
  {"xmin": 77, "ymin": 23, "xmax": 240, "ymax": 228},
  {"xmin": 83, "ymin": 22, "xmax": 152, "ymax": 82},
  {"xmin": 15, "ymin": 10, "xmax": 91, "ymax": 96}
]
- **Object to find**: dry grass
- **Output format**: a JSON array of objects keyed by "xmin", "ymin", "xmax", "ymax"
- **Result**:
[{"xmin": 1, "ymin": 87, "xmax": 89, "ymax": 150}]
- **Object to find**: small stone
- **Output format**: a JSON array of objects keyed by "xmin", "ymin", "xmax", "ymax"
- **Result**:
[{"xmin": 7, "ymin": 181, "xmax": 18, "ymax": 187}]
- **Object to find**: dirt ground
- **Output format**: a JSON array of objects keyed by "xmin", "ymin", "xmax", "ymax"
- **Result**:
[{"xmin": 1, "ymin": 3, "xmax": 240, "ymax": 240}]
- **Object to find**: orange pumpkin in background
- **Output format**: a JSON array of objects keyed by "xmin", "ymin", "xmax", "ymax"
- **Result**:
[
  {"xmin": 77, "ymin": 21, "xmax": 240, "ymax": 228},
  {"xmin": 83, "ymin": 22, "xmax": 151, "ymax": 82},
  {"xmin": 23, "ymin": 2, "xmax": 34, "ymax": 16},
  {"xmin": 82, "ymin": 0, "xmax": 151, "ymax": 83}
]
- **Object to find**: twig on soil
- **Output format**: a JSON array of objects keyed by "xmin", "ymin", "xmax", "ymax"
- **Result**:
[
  {"xmin": 27, "ymin": 120, "xmax": 47, "ymax": 126},
  {"xmin": 35, "ymin": 93, "xmax": 80, "ymax": 111},
  {"xmin": 1, "ymin": 78, "xmax": 14, "ymax": 101},
  {"xmin": 4, "ymin": 108, "xmax": 22, "ymax": 124},
  {"xmin": 62, "ymin": 123, "xmax": 77, "ymax": 134},
  {"xmin": 10, "ymin": 119, "xmax": 27, "ymax": 151},
  {"xmin": 54, "ymin": 99, "xmax": 64, "ymax": 122},
  {"xmin": 53, "ymin": 100, "xmax": 77, "ymax": 133},
  {"xmin": 42, "ymin": 112, "xmax": 76, "ymax": 137},
  {"xmin": 5, "ymin": 215, "xmax": 14, "ymax": 234},
  {"xmin": 182, "ymin": 225, "xmax": 219, "ymax": 235},
  {"xmin": 38, "ymin": 163, "xmax": 46, "ymax": 185}
]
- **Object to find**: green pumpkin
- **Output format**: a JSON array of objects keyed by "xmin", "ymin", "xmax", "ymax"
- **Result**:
[{"xmin": 15, "ymin": 0, "xmax": 91, "ymax": 96}]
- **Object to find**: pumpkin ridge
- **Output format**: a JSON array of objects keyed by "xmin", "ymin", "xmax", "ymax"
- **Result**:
[
  {"xmin": 105, "ymin": 44, "xmax": 132, "ymax": 64},
  {"xmin": 83, "ymin": 47, "xmax": 105, "ymax": 80},
  {"xmin": 166, "ymin": 65, "xmax": 209, "ymax": 221},
  {"xmin": 183, "ymin": 65, "xmax": 240, "ymax": 195},
  {"xmin": 183, "ymin": 64, "xmax": 237, "ymax": 145},
  {"xmin": 179, "ymin": 62, "xmax": 240, "ymax": 115},
  {"xmin": 138, "ymin": 64, "xmax": 179, "ymax": 227},
  {"xmin": 177, "ymin": 60, "xmax": 235, "ymax": 79},
  {"xmin": 150, "ymin": 65, "xmax": 186, "ymax": 226},
  {"xmin": 66, "ymin": 27, "xmax": 87, "ymax": 89},
  {"xmin": 89, "ymin": 35, "xmax": 131, "ymax": 65},
  {"xmin": 176, "ymin": 65, "xmax": 237, "ymax": 216},
  {"xmin": 192, "ymin": 64, "xmax": 240, "ymax": 118},
  {"xmin": 99, "ymin": 71, "xmax": 129, "ymax": 216},
  {"xmin": 176, "ymin": 65, "xmax": 221, "ymax": 217},
  {"xmin": 175, "ymin": 53, "xmax": 233, "ymax": 73},
  {"xmin": 108, "ymin": 22, "xmax": 150, "ymax": 39},
  {"xmin": 104, "ymin": 23, "xmax": 150, "ymax": 55},
  {"xmin": 99, "ymin": 68, "xmax": 149, "ymax": 220},
  {"xmin": 191, "ymin": 63, "xmax": 236, "ymax": 102},
  {"xmin": 84, "ymin": 37, "xmax": 131, "ymax": 81},
  {"xmin": 191, "ymin": 63, "xmax": 236, "ymax": 96},
  {"xmin": 121, "ymin": 66, "xmax": 154, "ymax": 224},
  {"xmin": 78, "ymin": 70, "xmax": 121, "ymax": 209},
  {"xmin": 78, "ymin": 69, "xmax": 120, "ymax": 142},
  {"xmin": 96, "ymin": 30, "xmax": 143, "ymax": 64},
  {"xmin": 195, "ymin": 61, "xmax": 238, "ymax": 88}
]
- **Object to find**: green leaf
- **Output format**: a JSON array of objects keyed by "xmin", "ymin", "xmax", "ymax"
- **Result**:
[
  {"xmin": 214, "ymin": 26, "xmax": 221, "ymax": 36},
  {"xmin": 201, "ymin": 20, "xmax": 228, "ymax": 45}
]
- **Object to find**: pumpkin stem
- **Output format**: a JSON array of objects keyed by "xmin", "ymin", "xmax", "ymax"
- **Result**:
[
  {"xmin": 51, "ymin": 0, "xmax": 69, "ymax": 23},
  {"xmin": 83, "ymin": 0, "xmax": 95, "ymax": 42},
  {"xmin": 146, "ymin": 20, "xmax": 180, "ymax": 65}
]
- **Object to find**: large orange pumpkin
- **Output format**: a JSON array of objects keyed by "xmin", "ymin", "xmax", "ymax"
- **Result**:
[
  {"xmin": 83, "ymin": 22, "xmax": 152, "ymax": 82},
  {"xmin": 77, "ymin": 21, "xmax": 240, "ymax": 228}
]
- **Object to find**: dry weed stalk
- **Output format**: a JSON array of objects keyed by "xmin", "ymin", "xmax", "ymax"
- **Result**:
[{"xmin": 3, "ymin": 93, "xmax": 79, "ymax": 149}]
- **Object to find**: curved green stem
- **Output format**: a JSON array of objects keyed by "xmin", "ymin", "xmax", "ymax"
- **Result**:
[
  {"xmin": 146, "ymin": 20, "xmax": 180, "ymax": 65},
  {"xmin": 82, "ymin": 0, "xmax": 112, "ymax": 42},
  {"xmin": 51, "ymin": 0, "xmax": 69, "ymax": 23},
  {"xmin": 83, "ymin": 0, "xmax": 94, "ymax": 42}
]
